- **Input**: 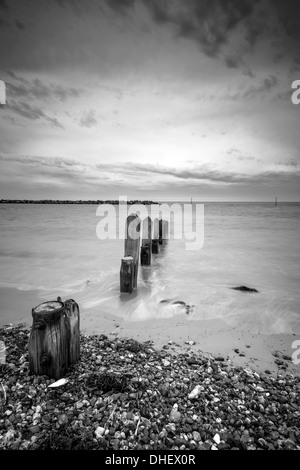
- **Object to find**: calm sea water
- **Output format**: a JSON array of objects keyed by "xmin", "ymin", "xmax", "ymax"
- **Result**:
[{"xmin": 0, "ymin": 202, "xmax": 299, "ymax": 335}]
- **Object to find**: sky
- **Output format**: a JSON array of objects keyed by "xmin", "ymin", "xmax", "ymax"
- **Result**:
[{"xmin": 0, "ymin": 0, "xmax": 299, "ymax": 201}]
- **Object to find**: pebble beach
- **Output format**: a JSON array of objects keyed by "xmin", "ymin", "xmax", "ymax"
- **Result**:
[{"xmin": 1, "ymin": 323, "xmax": 300, "ymax": 451}]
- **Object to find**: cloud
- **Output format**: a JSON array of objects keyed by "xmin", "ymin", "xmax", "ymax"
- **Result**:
[
  {"xmin": 7, "ymin": 100, "xmax": 64, "ymax": 128},
  {"xmin": 104, "ymin": 0, "xmax": 299, "ymax": 72},
  {"xmin": 1, "ymin": 156, "xmax": 299, "ymax": 195},
  {"xmin": 15, "ymin": 19, "xmax": 25, "ymax": 30},
  {"xmin": 0, "ymin": 1, "xmax": 26, "ymax": 30},
  {"xmin": 227, "ymin": 147, "xmax": 239, "ymax": 155},
  {"xmin": 272, "ymin": 0, "xmax": 300, "ymax": 39},
  {"xmin": 277, "ymin": 159, "xmax": 300, "ymax": 168},
  {"xmin": 0, "ymin": 154, "xmax": 83, "ymax": 168},
  {"xmin": 0, "ymin": 0, "xmax": 9, "ymax": 11},
  {"xmin": 6, "ymin": 73, "xmax": 83, "ymax": 103},
  {"xmin": 79, "ymin": 109, "xmax": 98, "ymax": 128},
  {"xmin": 53, "ymin": 0, "xmax": 84, "ymax": 17},
  {"xmin": 94, "ymin": 161, "xmax": 300, "ymax": 186},
  {"xmin": 244, "ymin": 14, "xmax": 267, "ymax": 49},
  {"xmin": 0, "ymin": 0, "xmax": 9, "ymax": 27},
  {"xmin": 145, "ymin": 0, "xmax": 258, "ymax": 59},
  {"xmin": 105, "ymin": 0, "xmax": 260, "ymax": 68},
  {"xmin": 242, "ymin": 75, "xmax": 278, "ymax": 98},
  {"xmin": 225, "ymin": 74, "xmax": 279, "ymax": 100},
  {"xmin": 225, "ymin": 56, "xmax": 242, "ymax": 69},
  {"xmin": 227, "ymin": 148, "xmax": 256, "ymax": 161},
  {"xmin": 105, "ymin": 0, "xmax": 136, "ymax": 14}
]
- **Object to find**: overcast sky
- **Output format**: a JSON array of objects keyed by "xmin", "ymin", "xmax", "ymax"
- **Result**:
[{"xmin": 0, "ymin": 0, "xmax": 299, "ymax": 201}]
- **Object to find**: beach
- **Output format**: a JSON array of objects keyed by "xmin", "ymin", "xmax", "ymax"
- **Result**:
[
  {"xmin": 80, "ymin": 308, "xmax": 300, "ymax": 378},
  {"xmin": 0, "ymin": 201, "xmax": 300, "ymax": 452},
  {"xmin": 0, "ymin": 202, "xmax": 300, "ymax": 378},
  {"xmin": 1, "ymin": 285, "xmax": 299, "ymax": 377},
  {"xmin": 1, "ymin": 323, "xmax": 300, "ymax": 451}
]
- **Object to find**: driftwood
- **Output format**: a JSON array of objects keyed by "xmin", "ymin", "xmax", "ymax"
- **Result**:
[{"xmin": 28, "ymin": 299, "xmax": 80, "ymax": 380}]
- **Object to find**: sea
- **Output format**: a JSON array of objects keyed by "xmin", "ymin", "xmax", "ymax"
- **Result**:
[{"xmin": 0, "ymin": 202, "xmax": 299, "ymax": 335}]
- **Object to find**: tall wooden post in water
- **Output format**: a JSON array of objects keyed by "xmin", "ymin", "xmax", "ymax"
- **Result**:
[
  {"xmin": 120, "ymin": 214, "xmax": 141, "ymax": 293},
  {"xmin": 162, "ymin": 220, "xmax": 169, "ymax": 242},
  {"xmin": 159, "ymin": 219, "xmax": 163, "ymax": 245},
  {"xmin": 141, "ymin": 216, "xmax": 152, "ymax": 265},
  {"xmin": 152, "ymin": 218, "xmax": 159, "ymax": 254}
]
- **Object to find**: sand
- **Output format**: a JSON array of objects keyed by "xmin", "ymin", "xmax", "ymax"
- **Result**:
[
  {"xmin": 82, "ymin": 307, "xmax": 300, "ymax": 377},
  {"xmin": 1, "ymin": 286, "xmax": 299, "ymax": 377}
]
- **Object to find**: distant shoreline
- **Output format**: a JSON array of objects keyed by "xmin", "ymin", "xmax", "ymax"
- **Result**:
[
  {"xmin": 0, "ymin": 199, "xmax": 157, "ymax": 205},
  {"xmin": 1, "ymin": 200, "xmax": 300, "ymax": 204}
]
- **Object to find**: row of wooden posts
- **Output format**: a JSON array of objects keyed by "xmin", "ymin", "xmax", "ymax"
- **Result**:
[
  {"xmin": 28, "ymin": 215, "xmax": 170, "ymax": 380},
  {"xmin": 120, "ymin": 214, "xmax": 169, "ymax": 293}
]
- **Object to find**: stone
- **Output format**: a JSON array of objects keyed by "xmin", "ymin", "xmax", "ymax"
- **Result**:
[
  {"xmin": 188, "ymin": 385, "xmax": 203, "ymax": 399},
  {"xmin": 58, "ymin": 414, "xmax": 68, "ymax": 426},
  {"xmin": 231, "ymin": 286, "xmax": 258, "ymax": 293},
  {"xmin": 170, "ymin": 404, "xmax": 181, "ymax": 423},
  {"xmin": 95, "ymin": 426, "xmax": 105, "ymax": 438},
  {"xmin": 29, "ymin": 425, "xmax": 41, "ymax": 434}
]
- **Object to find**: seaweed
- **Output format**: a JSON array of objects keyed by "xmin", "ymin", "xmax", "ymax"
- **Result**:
[{"xmin": 85, "ymin": 372, "xmax": 129, "ymax": 393}]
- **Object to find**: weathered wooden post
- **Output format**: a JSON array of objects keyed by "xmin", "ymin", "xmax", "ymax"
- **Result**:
[
  {"xmin": 28, "ymin": 299, "xmax": 80, "ymax": 380},
  {"xmin": 159, "ymin": 219, "xmax": 163, "ymax": 245},
  {"xmin": 163, "ymin": 220, "xmax": 169, "ymax": 242},
  {"xmin": 152, "ymin": 218, "xmax": 159, "ymax": 254},
  {"xmin": 120, "ymin": 214, "xmax": 140, "ymax": 293},
  {"xmin": 141, "ymin": 216, "xmax": 152, "ymax": 265},
  {"xmin": 120, "ymin": 256, "xmax": 134, "ymax": 293}
]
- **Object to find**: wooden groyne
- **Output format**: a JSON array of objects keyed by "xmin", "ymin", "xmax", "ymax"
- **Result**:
[
  {"xmin": 120, "ymin": 214, "xmax": 141, "ymax": 293},
  {"xmin": 141, "ymin": 216, "xmax": 152, "ymax": 266},
  {"xmin": 120, "ymin": 214, "xmax": 169, "ymax": 293},
  {"xmin": 152, "ymin": 218, "xmax": 160, "ymax": 254}
]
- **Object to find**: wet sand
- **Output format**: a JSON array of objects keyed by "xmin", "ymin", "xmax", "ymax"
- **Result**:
[
  {"xmin": 1, "ymin": 286, "xmax": 299, "ymax": 377},
  {"xmin": 82, "ymin": 306, "xmax": 300, "ymax": 377},
  {"xmin": 0, "ymin": 287, "xmax": 42, "ymax": 326}
]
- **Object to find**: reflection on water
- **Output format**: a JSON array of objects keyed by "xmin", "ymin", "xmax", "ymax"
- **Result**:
[{"xmin": 0, "ymin": 202, "xmax": 300, "ymax": 335}]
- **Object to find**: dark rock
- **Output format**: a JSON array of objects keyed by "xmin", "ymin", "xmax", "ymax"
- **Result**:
[
  {"xmin": 185, "ymin": 417, "xmax": 194, "ymax": 424},
  {"xmin": 29, "ymin": 425, "xmax": 41, "ymax": 434},
  {"xmin": 282, "ymin": 355, "xmax": 292, "ymax": 361},
  {"xmin": 232, "ymin": 286, "xmax": 259, "ymax": 293}
]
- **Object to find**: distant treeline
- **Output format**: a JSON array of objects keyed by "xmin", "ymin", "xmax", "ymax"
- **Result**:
[{"xmin": 0, "ymin": 199, "xmax": 157, "ymax": 205}]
